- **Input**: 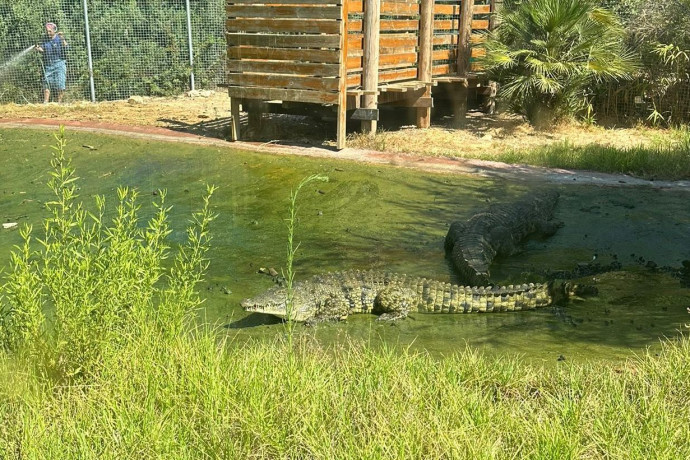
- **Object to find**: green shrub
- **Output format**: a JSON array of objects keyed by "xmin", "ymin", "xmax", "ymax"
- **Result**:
[
  {"xmin": 481, "ymin": 0, "xmax": 637, "ymax": 128},
  {"xmin": 0, "ymin": 128, "xmax": 216, "ymax": 380}
]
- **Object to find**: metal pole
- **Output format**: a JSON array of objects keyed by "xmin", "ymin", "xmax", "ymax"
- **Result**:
[
  {"xmin": 185, "ymin": 0, "xmax": 195, "ymax": 91},
  {"xmin": 82, "ymin": 0, "xmax": 96, "ymax": 102}
]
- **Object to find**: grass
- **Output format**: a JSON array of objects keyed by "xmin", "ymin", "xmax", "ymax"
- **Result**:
[
  {"xmin": 349, "ymin": 124, "xmax": 690, "ymax": 180},
  {"xmin": 501, "ymin": 139, "xmax": 690, "ymax": 180},
  {"xmin": 1, "ymin": 331, "xmax": 690, "ymax": 458},
  {"xmin": 1, "ymin": 130, "xmax": 689, "ymax": 457}
]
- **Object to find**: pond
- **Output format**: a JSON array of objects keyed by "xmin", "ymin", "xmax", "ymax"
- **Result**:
[{"xmin": 1, "ymin": 127, "xmax": 689, "ymax": 364}]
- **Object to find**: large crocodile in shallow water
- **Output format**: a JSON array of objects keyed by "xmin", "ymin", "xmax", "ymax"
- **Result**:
[
  {"xmin": 445, "ymin": 190, "xmax": 562, "ymax": 285},
  {"xmin": 241, "ymin": 270, "xmax": 595, "ymax": 322}
]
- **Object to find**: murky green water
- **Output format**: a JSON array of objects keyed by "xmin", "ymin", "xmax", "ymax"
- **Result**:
[{"xmin": 1, "ymin": 127, "xmax": 689, "ymax": 364}]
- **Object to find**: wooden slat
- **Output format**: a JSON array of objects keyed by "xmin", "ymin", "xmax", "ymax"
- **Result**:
[
  {"xmin": 227, "ymin": 18, "xmax": 340, "ymax": 34},
  {"xmin": 347, "ymin": 33, "xmax": 417, "ymax": 51},
  {"xmin": 431, "ymin": 63, "xmax": 453, "ymax": 75},
  {"xmin": 431, "ymin": 19, "xmax": 488, "ymax": 30},
  {"xmin": 227, "ymin": 0, "xmax": 341, "ymax": 4},
  {"xmin": 346, "ymin": 67, "xmax": 419, "ymax": 87},
  {"xmin": 472, "ymin": 19, "xmax": 489, "ymax": 29},
  {"xmin": 226, "ymin": 73, "xmax": 340, "ymax": 91},
  {"xmin": 348, "ymin": 0, "xmax": 421, "ymax": 13},
  {"xmin": 473, "ymin": 4, "xmax": 491, "ymax": 14},
  {"xmin": 433, "ymin": 49, "xmax": 456, "ymax": 61},
  {"xmin": 226, "ymin": 86, "xmax": 339, "ymax": 104},
  {"xmin": 379, "ymin": 67, "xmax": 418, "ymax": 83},
  {"xmin": 471, "ymin": 48, "xmax": 485, "ymax": 57},
  {"xmin": 433, "ymin": 19, "xmax": 458, "ymax": 30},
  {"xmin": 348, "ymin": 19, "xmax": 419, "ymax": 32},
  {"xmin": 432, "ymin": 35, "xmax": 457, "ymax": 46},
  {"xmin": 227, "ymin": 5, "xmax": 341, "ymax": 19},
  {"xmin": 347, "ymin": 52, "xmax": 417, "ymax": 68},
  {"xmin": 381, "ymin": 2, "xmax": 419, "ymax": 15},
  {"xmin": 227, "ymin": 60, "xmax": 341, "ymax": 77},
  {"xmin": 433, "ymin": 4, "xmax": 457, "ymax": 14},
  {"xmin": 227, "ymin": 46, "xmax": 340, "ymax": 63},
  {"xmin": 227, "ymin": 33, "xmax": 341, "ymax": 48}
]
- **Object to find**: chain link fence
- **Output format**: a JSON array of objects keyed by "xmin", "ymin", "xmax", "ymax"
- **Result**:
[{"xmin": 0, "ymin": 0, "xmax": 226, "ymax": 104}]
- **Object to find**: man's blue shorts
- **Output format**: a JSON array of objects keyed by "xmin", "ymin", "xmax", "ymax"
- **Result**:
[{"xmin": 43, "ymin": 60, "xmax": 66, "ymax": 91}]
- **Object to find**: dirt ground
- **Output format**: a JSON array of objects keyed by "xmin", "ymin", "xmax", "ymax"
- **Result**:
[{"xmin": 0, "ymin": 90, "xmax": 663, "ymax": 158}]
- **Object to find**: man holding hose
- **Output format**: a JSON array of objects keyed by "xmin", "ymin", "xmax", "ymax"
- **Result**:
[{"xmin": 35, "ymin": 22, "xmax": 68, "ymax": 103}]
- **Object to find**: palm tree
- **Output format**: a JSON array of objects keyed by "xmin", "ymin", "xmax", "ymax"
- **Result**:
[{"xmin": 480, "ymin": 0, "xmax": 638, "ymax": 128}]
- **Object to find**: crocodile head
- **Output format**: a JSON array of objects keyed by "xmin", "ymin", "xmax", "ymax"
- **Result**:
[{"xmin": 241, "ymin": 284, "xmax": 320, "ymax": 322}]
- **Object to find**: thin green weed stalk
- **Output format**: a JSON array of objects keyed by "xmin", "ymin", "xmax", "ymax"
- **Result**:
[{"xmin": 284, "ymin": 174, "xmax": 328, "ymax": 343}]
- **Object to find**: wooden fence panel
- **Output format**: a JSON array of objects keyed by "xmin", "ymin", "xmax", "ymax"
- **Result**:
[
  {"xmin": 226, "ymin": 0, "xmax": 345, "ymax": 105},
  {"xmin": 432, "ymin": 0, "xmax": 492, "ymax": 77}
]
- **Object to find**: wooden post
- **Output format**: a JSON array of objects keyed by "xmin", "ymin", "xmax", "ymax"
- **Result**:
[
  {"xmin": 457, "ymin": 0, "xmax": 475, "ymax": 76},
  {"xmin": 454, "ymin": 0, "xmax": 475, "ymax": 127},
  {"xmin": 416, "ymin": 0, "xmax": 434, "ymax": 128},
  {"xmin": 361, "ymin": 0, "xmax": 380, "ymax": 134},
  {"xmin": 230, "ymin": 97, "xmax": 241, "ymax": 141},
  {"xmin": 336, "ymin": 0, "xmax": 350, "ymax": 149}
]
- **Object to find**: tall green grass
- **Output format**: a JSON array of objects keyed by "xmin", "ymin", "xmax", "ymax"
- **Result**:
[
  {"xmin": 1, "ymin": 130, "xmax": 689, "ymax": 458},
  {"xmin": 1, "ymin": 332, "xmax": 689, "ymax": 458},
  {"xmin": 502, "ymin": 132, "xmax": 690, "ymax": 180}
]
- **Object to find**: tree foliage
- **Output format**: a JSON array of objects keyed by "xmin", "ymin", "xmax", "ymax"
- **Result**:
[{"xmin": 480, "ymin": 0, "xmax": 637, "ymax": 127}]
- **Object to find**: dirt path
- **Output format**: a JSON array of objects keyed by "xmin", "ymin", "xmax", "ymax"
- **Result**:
[{"xmin": 3, "ymin": 117, "xmax": 689, "ymax": 191}]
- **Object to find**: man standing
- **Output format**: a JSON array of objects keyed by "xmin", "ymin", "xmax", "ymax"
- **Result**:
[{"xmin": 36, "ymin": 22, "xmax": 68, "ymax": 103}]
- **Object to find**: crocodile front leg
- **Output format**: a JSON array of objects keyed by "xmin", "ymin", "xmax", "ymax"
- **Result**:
[
  {"xmin": 373, "ymin": 287, "xmax": 417, "ymax": 321},
  {"xmin": 306, "ymin": 291, "xmax": 351, "ymax": 325}
]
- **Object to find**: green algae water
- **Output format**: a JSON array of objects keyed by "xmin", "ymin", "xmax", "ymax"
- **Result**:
[{"xmin": 1, "ymin": 128, "xmax": 689, "ymax": 364}]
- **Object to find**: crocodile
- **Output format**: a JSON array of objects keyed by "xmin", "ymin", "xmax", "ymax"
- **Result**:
[
  {"xmin": 241, "ymin": 269, "xmax": 595, "ymax": 322},
  {"xmin": 445, "ymin": 190, "xmax": 563, "ymax": 285}
]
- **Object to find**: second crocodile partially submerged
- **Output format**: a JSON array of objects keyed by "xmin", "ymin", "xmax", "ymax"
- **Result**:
[
  {"xmin": 445, "ymin": 190, "xmax": 563, "ymax": 285},
  {"xmin": 242, "ymin": 270, "xmax": 595, "ymax": 322}
]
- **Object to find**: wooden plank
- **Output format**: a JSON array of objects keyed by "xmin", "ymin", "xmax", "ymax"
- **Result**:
[
  {"xmin": 227, "ymin": 19, "xmax": 340, "ymax": 34},
  {"xmin": 346, "ymin": 67, "xmax": 420, "ymax": 87},
  {"xmin": 433, "ymin": 19, "xmax": 458, "ymax": 30},
  {"xmin": 379, "ymin": 67, "xmax": 418, "ymax": 83},
  {"xmin": 433, "ymin": 4, "xmax": 457, "ymax": 14},
  {"xmin": 230, "ymin": 97, "xmax": 241, "ymax": 141},
  {"xmin": 472, "ymin": 19, "xmax": 489, "ymax": 30},
  {"xmin": 227, "ymin": 60, "xmax": 340, "ymax": 76},
  {"xmin": 227, "ymin": 86, "xmax": 339, "ymax": 104},
  {"xmin": 433, "ymin": 49, "xmax": 456, "ymax": 61},
  {"xmin": 348, "ymin": 0, "xmax": 421, "ymax": 13},
  {"xmin": 381, "ymin": 2, "xmax": 419, "ymax": 15},
  {"xmin": 348, "ymin": 19, "xmax": 419, "ymax": 31},
  {"xmin": 431, "ymin": 19, "xmax": 490, "ymax": 30},
  {"xmin": 347, "ymin": 52, "xmax": 417, "ymax": 68},
  {"xmin": 227, "ymin": 0, "xmax": 341, "ymax": 4},
  {"xmin": 432, "ymin": 35, "xmax": 457, "ymax": 46},
  {"xmin": 471, "ymin": 48, "xmax": 486, "ymax": 57},
  {"xmin": 347, "ymin": 33, "xmax": 417, "ymax": 51},
  {"xmin": 227, "ymin": 33, "xmax": 341, "ymax": 48},
  {"xmin": 473, "ymin": 4, "xmax": 491, "ymax": 14},
  {"xmin": 226, "ymin": 5, "xmax": 341, "ymax": 19},
  {"xmin": 432, "ymin": 63, "xmax": 453, "ymax": 75},
  {"xmin": 227, "ymin": 46, "xmax": 340, "ymax": 63},
  {"xmin": 226, "ymin": 73, "xmax": 340, "ymax": 91}
]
